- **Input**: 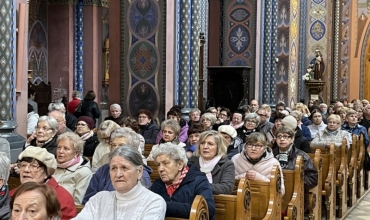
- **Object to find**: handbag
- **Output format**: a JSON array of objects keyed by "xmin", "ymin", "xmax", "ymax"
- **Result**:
[{"xmin": 73, "ymin": 101, "xmax": 83, "ymax": 118}]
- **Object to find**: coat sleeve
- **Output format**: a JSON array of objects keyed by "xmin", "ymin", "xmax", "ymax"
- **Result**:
[
  {"xmin": 178, "ymin": 126, "xmax": 189, "ymax": 143},
  {"xmin": 92, "ymin": 102, "xmax": 101, "ymax": 119},
  {"xmin": 0, "ymin": 138, "xmax": 10, "ymax": 161},
  {"xmin": 211, "ymin": 161, "xmax": 235, "ymax": 195},
  {"xmin": 303, "ymin": 155, "xmax": 318, "ymax": 190},
  {"xmin": 72, "ymin": 194, "xmax": 100, "ymax": 220},
  {"xmin": 59, "ymin": 188, "xmax": 77, "ymax": 219},
  {"xmin": 155, "ymin": 131, "xmax": 163, "ymax": 144},
  {"xmin": 74, "ymin": 168, "xmax": 93, "ymax": 205},
  {"xmin": 82, "ymin": 168, "xmax": 103, "ymax": 205}
]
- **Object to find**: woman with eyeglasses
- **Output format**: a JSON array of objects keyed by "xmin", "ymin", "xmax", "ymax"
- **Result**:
[
  {"xmin": 200, "ymin": 113, "xmax": 217, "ymax": 130},
  {"xmin": 273, "ymin": 126, "xmax": 318, "ymax": 212},
  {"xmin": 310, "ymin": 114, "xmax": 352, "ymax": 149},
  {"xmin": 231, "ymin": 132, "xmax": 285, "ymax": 195},
  {"xmin": 24, "ymin": 116, "xmax": 59, "ymax": 156},
  {"xmin": 354, "ymin": 105, "xmax": 370, "ymax": 131},
  {"xmin": 75, "ymin": 116, "xmax": 99, "ymax": 157},
  {"xmin": 213, "ymin": 107, "xmax": 231, "ymax": 131},
  {"xmin": 137, "ymin": 109, "xmax": 160, "ymax": 144},
  {"xmin": 238, "ymin": 112, "xmax": 260, "ymax": 142},
  {"xmin": 9, "ymin": 146, "xmax": 76, "ymax": 219},
  {"xmin": 53, "ymin": 132, "xmax": 93, "ymax": 205}
]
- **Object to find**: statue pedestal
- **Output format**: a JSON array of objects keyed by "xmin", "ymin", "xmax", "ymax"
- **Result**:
[{"xmin": 304, "ymin": 80, "xmax": 326, "ymax": 102}]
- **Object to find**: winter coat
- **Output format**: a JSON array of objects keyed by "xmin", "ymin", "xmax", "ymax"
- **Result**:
[
  {"xmin": 359, "ymin": 118, "xmax": 370, "ymax": 133},
  {"xmin": 232, "ymin": 147, "xmax": 285, "ymax": 196},
  {"xmin": 139, "ymin": 121, "xmax": 160, "ymax": 144},
  {"xmin": 0, "ymin": 187, "xmax": 10, "ymax": 220},
  {"xmin": 310, "ymin": 127, "xmax": 352, "ymax": 149},
  {"xmin": 307, "ymin": 121, "xmax": 327, "ymax": 139},
  {"xmin": 150, "ymin": 164, "xmax": 215, "ymax": 219},
  {"xmin": 65, "ymin": 112, "xmax": 77, "ymax": 131},
  {"xmin": 236, "ymin": 127, "xmax": 259, "ymax": 143},
  {"xmin": 341, "ymin": 122, "xmax": 369, "ymax": 147},
  {"xmin": 301, "ymin": 116, "xmax": 312, "ymax": 126},
  {"xmin": 226, "ymin": 136, "xmax": 244, "ymax": 159},
  {"xmin": 272, "ymin": 145, "xmax": 318, "ymax": 211},
  {"xmin": 104, "ymin": 114, "xmax": 124, "ymax": 124},
  {"xmin": 53, "ymin": 156, "xmax": 93, "ymax": 205},
  {"xmin": 82, "ymin": 163, "xmax": 152, "ymax": 204},
  {"xmin": 27, "ymin": 111, "xmax": 39, "ymax": 135},
  {"xmin": 67, "ymin": 98, "xmax": 81, "ymax": 114},
  {"xmin": 75, "ymin": 99, "xmax": 101, "ymax": 120},
  {"xmin": 156, "ymin": 120, "xmax": 189, "ymax": 144},
  {"xmin": 29, "ymin": 135, "xmax": 58, "ymax": 157},
  {"xmin": 188, "ymin": 156, "xmax": 235, "ymax": 195},
  {"xmin": 82, "ymin": 133, "xmax": 99, "ymax": 157},
  {"xmin": 9, "ymin": 177, "xmax": 77, "ymax": 220},
  {"xmin": 272, "ymin": 128, "xmax": 310, "ymax": 153},
  {"xmin": 300, "ymin": 124, "xmax": 312, "ymax": 141},
  {"xmin": 257, "ymin": 120, "xmax": 274, "ymax": 134}
]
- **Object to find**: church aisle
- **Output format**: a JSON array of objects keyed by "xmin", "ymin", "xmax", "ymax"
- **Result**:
[{"xmin": 343, "ymin": 190, "xmax": 370, "ymax": 219}]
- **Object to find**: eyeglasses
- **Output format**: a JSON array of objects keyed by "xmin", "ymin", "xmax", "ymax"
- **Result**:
[
  {"xmin": 35, "ymin": 126, "xmax": 53, "ymax": 132},
  {"xmin": 76, "ymin": 123, "xmax": 87, "ymax": 127},
  {"xmin": 17, "ymin": 162, "xmax": 41, "ymax": 172},
  {"xmin": 245, "ymin": 120, "xmax": 256, "ymax": 124},
  {"xmin": 257, "ymin": 114, "xmax": 267, "ymax": 117},
  {"xmin": 276, "ymin": 135, "xmax": 291, "ymax": 140},
  {"xmin": 202, "ymin": 118, "xmax": 211, "ymax": 122},
  {"xmin": 220, "ymin": 113, "xmax": 228, "ymax": 117},
  {"xmin": 138, "ymin": 116, "xmax": 148, "ymax": 119},
  {"xmin": 246, "ymin": 144, "xmax": 264, "ymax": 149}
]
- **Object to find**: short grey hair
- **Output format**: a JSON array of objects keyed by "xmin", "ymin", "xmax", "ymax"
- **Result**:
[
  {"xmin": 110, "ymin": 104, "xmax": 122, "ymax": 111},
  {"xmin": 38, "ymin": 116, "xmax": 59, "ymax": 133},
  {"xmin": 0, "ymin": 152, "xmax": 10, "ymax": 184},
  {"xmin": 200, "ymin": 113, "xmax": 217, "ymax": 125},
  {"xmin": 48, "ymin": 102, "xmax": 66, "ymax": 112},
  {"xmin": 109, "ymin": 145, "xmax": 143, "ymax": 167},
  {"xmin": 97, "ymin": 120, "xmax": 120, "ymax": 142},
  {"xmin": 48, "ymin": 110, "xmax": 66, "ymax": 121},
  {"xmin": 245, "ymin": 113, "xmax": 261, "ymax": 126},
  {"xmin": 72, "ymin": 90, "xmax": 82, "ymax": 99},
  {"xmin": 110, "ymin": 127, "xmax": 140, "ymax": 149},
  {"xmin": 189, "ymin": 108, "xmax": 201, "ymax": 115},
  {"xmin": 319, "ymin": 103, "xmax": 327, "ymax": 108},
  {"xmin": 160, "ymin": 119, "xmax": 181, "ymax": 136},
  {"xmin": 151, "ymin": 143, "xmax": 188, "ymax": 166},
  {"xmin": 57, "ymin": 132, "xmax": 85, "ymax": 155}
]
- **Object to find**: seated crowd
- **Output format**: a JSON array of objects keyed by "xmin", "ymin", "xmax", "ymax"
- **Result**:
[{"xmin": 2, "ymin": 96, "xmax": 370, "ymax": 219}]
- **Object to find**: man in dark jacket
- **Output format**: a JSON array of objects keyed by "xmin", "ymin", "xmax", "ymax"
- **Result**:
[{"xmin": 104, "ymin": 103, "xmax": 124, "ymax": 124}]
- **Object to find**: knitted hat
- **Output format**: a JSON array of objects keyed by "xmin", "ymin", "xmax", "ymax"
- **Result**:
[
  {"xmin": 18, "ymin": 146, "xmax": 57, "ymax": 176},
  {"xmin": 77, "ymin": 116, "xmax": 95, "ymax": 130},
  {"xmin": 218, "ymin": 125, "xmax": 237, "ymax": 139},
  {"xmin": 281, "ymin": 115, "xmax": 297, "ymax": 131}
]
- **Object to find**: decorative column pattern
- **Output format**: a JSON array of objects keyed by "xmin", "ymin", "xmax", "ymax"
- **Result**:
[
  {"xmin": 190, "ymin": 0, "xmax": 201, "ymax": 107},
  {"xmin": 126, "ymin": 0, "xmax": 161, "ymax": 118},
  {"xmin": 0, "ymin": 0, "xmax": 15, "ymax": 120},
  {"xmin": 74, "ymin": 0, "xmax": 84, "ymax": 93},
  {"xmin": 199, "ymin": 0, "xmax": 209, "ymax": 99},
  {"xmin": 297, "ymin": 0, "xmax": 307, "ymax": 101},
  {"xmin": 339, "ymin": 0, "xmax": 350, "ymax": 100},
  {"xmin": 332, "ymin": 0, "xmax": 340, "ymax": 100},
  {"xmin": 287, "ymin": 0, "xmax": 299, "ymax": 106}
]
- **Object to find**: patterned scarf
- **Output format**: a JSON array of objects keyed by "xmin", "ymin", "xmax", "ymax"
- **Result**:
[
  {"xmin": 79, "ymin": 130, "xmax": 94, "ymax": 141},
  {"xmin": 165, "ymin": 166, "xmax": 189, "ymax": 197},
  {"xmin": 0, "ymin": 185, "xmax": 7, "ymax": 200},
  {"xmin": 275, "ymin": 144, "xmax": 293, "ymax": 169}
]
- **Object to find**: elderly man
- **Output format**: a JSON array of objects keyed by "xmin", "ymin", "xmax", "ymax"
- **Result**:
[
  {"xmin": 257, "ymin": 107, "xmax": 274, "ymax": 134},
  {"xmin": 48, "ymin": 102, "xmax": 77, "ymax": 130},
  {"xmin": 104, "ymin": 103, "xmax": 123, "ymax": 124},
  {"xmin": 49, "ymin": 110, "xmax": 73, "ymax": 135},
  {"xmin": 250, "ymin": 99, "xmax": 259, "ymax": 113}
]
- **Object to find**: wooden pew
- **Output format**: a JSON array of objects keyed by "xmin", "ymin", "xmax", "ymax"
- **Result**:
[
  {"xmin": 310, "ymin": 144, "xmax": 336, "ymax": 220},
  {"xmin": 76, "ymin": 195, "xmax": 209, "ymax": 220},
  {"xmin": 144, "ymin": 144, "xmax": 153, "ymax": 158},
  {"xmin": 356, "ymin": 133, "xmax": 365, "ymax": 198},
  {"xmin": 365, "ymin": 128, "xmax": 370, "ymax": 190},
  {"xmin": 281, "ymin": 156, "xmax": 304, "ymax": 220},
  {"xmin": 347, "ymin": 136, "xmax": 357, "ymax": 208},
  {"xmin": 308, "ymin": 149, "xmax": 322, "ymax": 220},
  {"xmin": 8, "ymin": 176, "xmax": 21, "ymax": 191},
  {"xmin": 147, "ymin": 160, "xmax": 160, "ymax": 182},
  {"xmin": 249, "ymin": 165, "xmax": 282, "ymax": 220},
  {"xmin": 214, "ymin": 178, "xmax": 251, "ymax": 220}
]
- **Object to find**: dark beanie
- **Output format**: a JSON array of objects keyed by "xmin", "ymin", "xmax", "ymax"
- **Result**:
[{"xmin": 77, "ymin": 116, "xmax": 95, "ymax": 130}]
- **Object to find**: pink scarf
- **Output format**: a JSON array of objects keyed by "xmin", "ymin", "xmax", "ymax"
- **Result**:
[
  {"xmin": 230, "ymin": 121, "xmax": 244, "ymax": 129},
  {"xmin": 57, "ymin": 155, "xmax": 81, "ymax": 169},
  {"xmin": 79, "ymin": 130, "xmax": 93, "ymax": 141},
  {"xmin": 199, "ymin": 155, "xmax": 222, "ymax": 183}
]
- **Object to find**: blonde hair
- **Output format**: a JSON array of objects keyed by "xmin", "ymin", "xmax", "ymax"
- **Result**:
[{"xmin": 194, "ymin": 130, "xmax": 227, "ymax": 158}]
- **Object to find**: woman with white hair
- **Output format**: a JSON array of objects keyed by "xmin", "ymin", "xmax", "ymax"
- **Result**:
[
  {"xmin": 49, "ymin": 101, "xmax": 78, "ymax": 130},
  {"xmin": 200, "ymin": 113, "xmax": 217, "ymax": 130},
  {"xmin": 0, "ymin": 152, "xmax": 10, "ymax": 219},
  {"xmin": 53, "ymin": 132, "xmax": 92, "ymax": 205},
  {"xmin": 104, "ymin": 103, "xmax": 123, "ymax": 124}
]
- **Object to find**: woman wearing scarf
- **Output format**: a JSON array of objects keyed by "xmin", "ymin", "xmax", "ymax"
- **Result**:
[
  {"xmin": 231, "ymin": 109, "xmax": 247, "ymax": 141},
  {"xmin": 150, "ymin": 143, "xmax": 215, "ymax": 219},
  {"xmin": 188, "ymin": 130, "xmax": 235, "ymax": 194},
  {"xmin": 147, "ymin": 119, "xmax": 186, "ymax": 160},
  {"xmin": 53, "ymin": 132, "xmax": 92, "ymax": 205},
  {"xmin": 238, "ymin": 112, "xmax": 260, "ymax": 142},
  {"xmin": 75, "ymin": 116, "xmax": 99, "ymax": 157},
  {"xmin": 231, "ymin": 132, "xmax": 285, "ymax": 195},
  {"xmin": 272, "ymin": 126, "xmax": 318, "ymax": 212}
]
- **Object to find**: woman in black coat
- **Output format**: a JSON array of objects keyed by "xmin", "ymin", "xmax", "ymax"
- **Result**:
[
  {"xmin": 74, "ymin": 90, "xmax": 101, "ymax": 122},
  {"xmin": 137, "ymin": 109, "xmax": 160, "ymax": 144}
]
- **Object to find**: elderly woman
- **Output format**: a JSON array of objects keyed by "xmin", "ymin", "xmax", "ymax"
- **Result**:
[
  {"xmin": 156, "ymin": 107, "xmax": 189, "ymax": 144},
  {"xmin": 308, "ymin": 109, "xmax": 327, "ymax": 139},
  {"xmin": 83, "ymin": 127, "xmax": 152, "ymax": 204},
  {"xmin": 75, "ymin": 146, "xmax": 166, "ymax": 219},
  {"xmin": 53, "ymin": 132, "xmax": 92, "ymax": 205},
  {"xmin": 311, "ymin": 114, "xmax": 352, "ymax": 149},
  {"xmin": 9, "ymin": 146, "xmax": 76, "ymax": 219},
  {"xmin": 213, "ymin": 107, "xmax": 231, "ymax": 130},
  {"xmin": 75, "ymin": 116, "xmax": 99, "ymax": 157},
  {"xmin": 10, "ymin": 182, "xmax": 61, "ymax": 220},
  {"xmin": 337, "ymin": 107, "xmax": 349, "ymax": 124},
  {"xmin": 238, "ymin": 112, "xmax": 260, "ymax": 142},
  {"xmin": 231, "ymin": 133, "xmax": 285, "ymax": 195},
  {"xmin": 137, "ymin": 109, "xmax": 160, "ymax": 144},
  {"xmin": 147, "ymin": 119, "xmax": 186, "ymax": 160},
  {"xmin": 201, "ymin": 112, "xmax": 217, "ymax": 130},
  {"xmin": 25, "ymin": 115, "xmax": 59, "ymax": 156},
  {"xmin": 120, "ymin": 116, "xmax": 145, "ymax": 153},
  {"xmin": 188, "ymin": 130, "xmax": 235, "ymax": 194},
  {"xmin": 290, "ymin": 110, "xmax": 312, "ymax": 141},
  {"xmin": 341, "ymin": 109, "xmax": 369, "ymax": 147},
  {"xmin": 104, "ymin": 103, "xmax": 123, "ymax": 124},
  {"xmin": 188, "ymin": 108, "xmax": 201, "ymax": 127},
  {"xmin": 91, "ymin": 120, "xmax": 120, "ymax": 172},
  {"xmin": 266, "ymin": 113, "xmax": 286, "ymax": 146},
  {"xmin": 272, "ymin": 126, "xmax": 318, "ymax": 211},
  {"xmin": 0, "ymin": 152, "xmax": 10, "ymax": 219},
  {"xmin": 150, "ymin": 143, "xmax": 215, "ymax": 219},
  {"xmin": 218, "ymin": 125, "xmax": 244, "ymax": 159}
]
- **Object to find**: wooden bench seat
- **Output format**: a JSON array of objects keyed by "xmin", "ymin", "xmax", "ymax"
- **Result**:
[
  {"xmin": 282, "ymin": 156, "xmax": 304, "ymax": 220},
  {"xmin": 76, "ymin": 195, "xmax": 209, "ymax": 220},
  {"xmin": 249, "ymin": 165, "xmax": 282, "ymax": 220},
  {"xmin": 144, "ymin": 144, "xmax": 154, "ymax": 158},
  {"xmin": 308, "ymin": 149, "xmax": 322, "ymax": 220},
  {"xmin": 147, "ymin": 160, "xmax": 160, "ymax": 182},
  {"xmin": 214, "ymin": 178, "xmax": 251, "ymax": 220},
  {"xmin": 356, "ymin": 134, "xmax": 365, "ymax": 198},
  {"xmin": 8, "ymin": 176, "xmax": 21, "ymax": 191}
]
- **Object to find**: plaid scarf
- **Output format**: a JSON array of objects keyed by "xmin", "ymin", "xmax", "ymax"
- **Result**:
[
  {"xmin": 165, "ymin": 166, "xmax": 189, "ymax": 197},
  {"xmin": 275, "ymin": 144, "xmax": 293, "ymax": 169}
]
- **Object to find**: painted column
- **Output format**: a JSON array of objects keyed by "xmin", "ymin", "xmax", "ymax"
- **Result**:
[
  {"xmin": 298, "ymin": 0, "xmax": 308, "ymax": 101},
  {"xmin": 75, "ymin": 0, "xmax": 84, "ymax": 93}
]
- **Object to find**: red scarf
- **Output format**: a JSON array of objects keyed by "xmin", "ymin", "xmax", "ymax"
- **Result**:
[{"xmin": 165, "ymin": 166, "xmax": 189, "ymax": 197}]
